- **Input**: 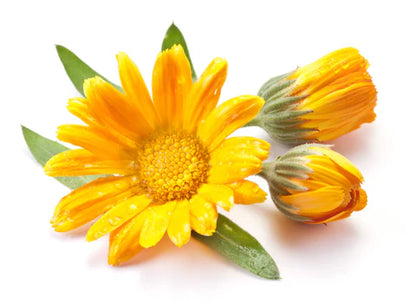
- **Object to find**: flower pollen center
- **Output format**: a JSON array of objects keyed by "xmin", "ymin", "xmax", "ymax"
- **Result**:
[{"xmin": 138, "ymin": 131, "xmax": 210, "ymax": 202}]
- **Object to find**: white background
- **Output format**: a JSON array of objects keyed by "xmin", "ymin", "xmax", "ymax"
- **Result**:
[{"xmin": 1, "ymin": 0, "xmax": 415, "ymax": 304}]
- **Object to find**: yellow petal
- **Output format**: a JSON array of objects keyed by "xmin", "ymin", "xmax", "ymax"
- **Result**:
[
  {"xmin": 310, "ymin": 116, "xmax": 376, "ymax": 142},
  {"xmin": 301, "ymin": 79, "xmax": 376, "ymax": 115},
  {"xmin": 57, "ymin": 124, "xmax": 135, "ymax": 160},
  {"xmin": 307, "ymin": 187, "xmax": 367, "ymax": 224},
  {"xmin": 207, "ymin": 136, "xmax": 269, "ymax": 184},
  {"xmin": 289, "ymin": 47, "xmax": 369, "ymax": 95},
  {"xmin": 67, "ymin": 97, "xmax": 95, "ymax": 125},
  {"xmin": 139, "ymin": 201, "xmax": 176, "ymax": 248},
  {"xmin": 167, "ymin": 199, "xmax": 191, "ymax": 247},
  {"xmin": 290, "ymin": 177, "xmax": 329, "ymax": 192},
  {"xmin": 152, "ymin": 45, "xmax": 192, "ymax": 129},
  {"xmin": 197, "ymin": 184, "xmax": 234, "ymax": 211},
  {"xmin": 227, "ymin": 180, "xmax": 267, "ymax": 204},
  {"xmin": 211, "ymin": 136, "xmax": 270, "ymax": 161},
  {"xmin": 108, "ymin": 211, "xmax": 149, "ymax": 266},
  {"xmin": 280, "ymin": 186, "xmax": 346, "ymax": 216},
  {"xmin": 83, "ymin": 77, "xmax": 153, "ymax": 140},
  {"xmin": 44, "ymin": 149, "xmax": 136, "ymax": 177},
  {"xmin": 309, "ymin": 146, "xmax": 363, "ymax": 183},
  {"xmin": 183, "ymin": 58, "xmax": 228, "ymax": 131},
  {"xmin": 355, "ymin": 188, "xmax": 367, "ymax": 211},
  {"xmin": 51, "ymin": 176, "xmax": 140, "ymax": 232},
  {"xmin": 86, "ymin": 194, "xmax": 151, "ymax": 241},
  {"xmin": 189, "ymin": 194, "xmax": 218, "ymax": 236},
  {"xmin": 117, "ymin": 52, "xmax": 159, "ymax": 129},
  {"xmin": 298, "ymin": 78, "xmax": 377, "ymax": 141},
  {"xmin": 208, "ymin": 152, "xmax": 262, "ymax": 185},
  {"xmin": 308, "ymin": 210, "xmax": 352, "ymax": 224},
  {"xmin": 66, "ymin": 96, "xmax": 140, "ymax": 150},
  {"xmin": 306, "ymin": 157, "xmax": 358, "ymax": 188},
  {"xmin": 197, "ymin": 95, "xmax": 265, "ymax": 151}
]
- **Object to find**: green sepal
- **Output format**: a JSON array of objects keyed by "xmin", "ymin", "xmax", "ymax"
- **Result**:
[
  {"xmin": 269, "ymin": 174, "xmax": 307, "ymax": 192},
  {"xmin": 56, "ymin": 45, "xmax": 122, "ymax": 96},
  {"xmin": 269, "ymin": 187, "xmax": 312, "ymax": 223},
  {"xmin": 279, "ymin": 143, "xmax": 330, "ymax": 160},
  {"xmin": 257, "ymin": 72, "xmax": 294, "ymax": 97},
  {"xmin": 263, "ymin": 119, "xmax": 303, "ymax": 129},
  {"xmin": 192, "ymin": 214, "xmax": 280, "ymax": 280},
  {"xmin": 21, "ymin": 125, "xmax": 102, "ymax": 189},
  {"xmin": 161, "ymin": 23, "xmax": 197, "ymax": 82},
  {"xmin": 262, "ymin": 109, "xmax": 311, "ymax": 123},
  {"xmin": 273, "ymin": 128, "xmax": 318, "ymax": 141},
  {"xmin": 274, "ymin": 169, "xmax": 309, "ymax": 179},
  {"xmin": 262, "ymin": 96, "xmax": 303, "ymax": 113},
  {"xmin": 272, "ymin": 160, "xmax": 312, "ymax": 173},
  {"xmin": 261, "ymin": 79, "xmax": 295, "ymax": 101},
  {"xmin": 247, "ymin": 70, "xmax": 320, "ymax": 144}
]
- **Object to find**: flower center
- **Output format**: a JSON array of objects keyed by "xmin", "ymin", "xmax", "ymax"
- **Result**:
[{"xmin": 137, "ymin": 131, "xmax": 210, "ymax": 202}]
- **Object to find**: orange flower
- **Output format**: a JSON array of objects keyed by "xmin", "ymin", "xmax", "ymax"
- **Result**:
[
  {"xmin": 251, "ymin": 47, "xmax": 377, "ymax": 144},
  {"xmin": 44, "ymin": 45, "xmax": 269, "ymax": 265},
  {"xmin": 260, "ymin": 144, "xmax": 366, "ymax": 224}
]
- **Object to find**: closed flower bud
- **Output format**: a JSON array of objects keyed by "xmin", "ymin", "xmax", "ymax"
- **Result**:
[
  {"xmin": 248, "ymin": 48, "xmax": 377, "ymax": 144},
  {"xmin": 259, "ymin": 144, "xmax": 367, "ymax": 224}
]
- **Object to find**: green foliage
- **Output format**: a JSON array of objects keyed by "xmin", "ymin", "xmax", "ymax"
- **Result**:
[
  {"xmin": 162, "ymin": 23, "xmax": 197, "ymax": 81},
  {"xmin": 56, "ymin": 45, "xmax": 122, "ymax": 96},
  {"xmin": 193, "ymin": 214, "xmax": 280, "ymax": 279}
]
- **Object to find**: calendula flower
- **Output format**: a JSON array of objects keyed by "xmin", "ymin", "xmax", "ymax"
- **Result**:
[
  {"xmin": 44, "ymin": 45, "xmax": 269, "ymax": 265},
  {"xmin": 259, "ymin": 144, "xmax": 366, "ymax": 224},
  {"xmin": 248, "ymin": 47, "xmax": 377, "ymax": 144}
]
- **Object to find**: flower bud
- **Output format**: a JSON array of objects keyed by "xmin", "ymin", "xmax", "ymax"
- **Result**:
[
  {"xmin": 260, "ymin": 144, "xmax": 367, "ymax": 224},
  {"xmin": 249, "ymin": 48, "xmax": 377, "ymax": 144}
]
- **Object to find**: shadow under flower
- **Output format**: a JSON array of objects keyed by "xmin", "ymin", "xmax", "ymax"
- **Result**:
[
  {"xmin": 327, "ymin": 123, "xmax": 377, "ymax": 158},
  {"xmin": 270, "ymin": 211, "xmax": 360, "ymax": 250},
  {"xmin": 107, "ymin": 235, "xmax": 253, "ymax": 284},
  {"xmin": 251, "ymin": 203, "xmax": 364, "ymax": 277}
]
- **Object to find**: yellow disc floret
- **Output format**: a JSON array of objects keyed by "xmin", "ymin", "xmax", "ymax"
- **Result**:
[{"xmin": 138, "ymin": 131, "xmax": 210, "ymax": 202}]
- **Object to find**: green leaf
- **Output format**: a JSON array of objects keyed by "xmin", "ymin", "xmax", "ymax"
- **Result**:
[
  {"xmin": 55, "ymin": 45, "xmax": 122, "ymax": 97},
  {"xmin": 161, "ymin": 23, "xmax": 197, "ymax": 81},
  {"xmin": 192, "ymin": 214, "xmax": 280, "ymax": 279},
  {"xmin": 21, "ymin": 125, "xmax": 101, "ymax": 189}
]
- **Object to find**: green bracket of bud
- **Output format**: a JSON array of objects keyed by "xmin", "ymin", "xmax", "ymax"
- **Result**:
[{"xmin": 245, "ymin": 72, "xmax": 319, "ymax": 144}]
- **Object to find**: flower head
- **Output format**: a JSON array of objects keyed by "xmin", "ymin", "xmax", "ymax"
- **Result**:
[
  {"xmin": 260, "ymin": 144, "xmax": 367, "ymax": 224},
  {"xmin": 251, "ymin": 47, "xmax": 377, "ymax": 144},
  {"xmin": 44, "ymin": 45, "xmax": 269, "ymax": 265}
]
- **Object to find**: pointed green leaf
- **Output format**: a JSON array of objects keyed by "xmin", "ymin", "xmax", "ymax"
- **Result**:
[
  {"xmin": 161, "ymin": 23, "xmax": 197, "ymax": 81},
  {"xmin": 56, "ymin": 45, "xmax": 122, "ymax": 96},
  {"xmin": 192, "ymin": 214, "xmax": 280, "ymax": 279},
  {"xmin": 22, "ymin": 125, "xmax": 101, "ymax": 189}
]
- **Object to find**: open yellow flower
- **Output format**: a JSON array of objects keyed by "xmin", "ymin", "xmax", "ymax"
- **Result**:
[
  {"xmin": 260, "ymin": 144, "xmax": 366, "ymax": 224},
  {"xmin": 251, "ymin": 47, "xmax": 377, "ymax": 144},
  {"xmin": 44, "ymin": 45, "xmax": 269, "ymax": 265}
]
